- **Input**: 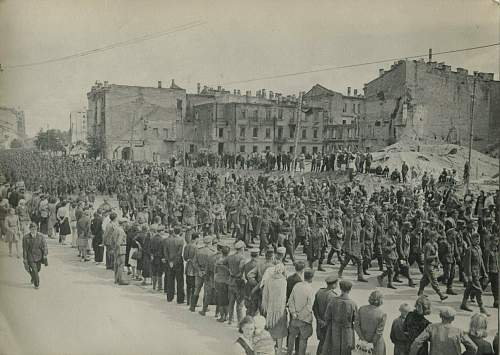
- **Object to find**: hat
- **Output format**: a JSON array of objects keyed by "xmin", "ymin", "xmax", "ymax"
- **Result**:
[
  {"xmin": 203, "ymin": 235, "xmax": 214, "ymax": 244},
  {"xmin": 276, "ymin": 246, "xmax": 286, "ymax": 254},
  {"xmin": 234, "ymin": 240, "xmax": 245, "ymax": 250},
  {"xmin": 325, "ymin": 275, "xmax": 338, "ymax": 284},
  {"xmin": 249, "ymin": 248, "xmax": 259, "ymax": 256}
]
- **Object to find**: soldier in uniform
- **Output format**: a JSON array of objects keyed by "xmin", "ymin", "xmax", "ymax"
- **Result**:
[
  {"xmin": 417, "ymin": 231, "xmax": 448, "ymax": 301},
  {"xmin": 338, "ymin": 206, "xmax": 368, "ymax": 282},
  {"xmin": 259, "ymin": 208, "xmax": 271, "ymax": 255},
  {"xmin": 162, "ymin": 226, "xmax": 185, "ymax": 303},
  {"xmin": 190, "ymin": 235, "xmax": 216, "ymax": 313},
  {"xmin": 487, "ymin": 232, "xmax": 499, "ymax": 308},
  {"xmin": 247, "ymin": 248, "xmax": 275, "ymax": 312},
  {"xmin": 360, "ymin": 213, "xmax": 374, "ymax": 275},
  {"xmin": 183, "ymin": 232, "xmax": 199, "ymax": 305},
  {"xmin": 408, "ymin": 220, "xmax": 425, "ymax": 274},
  {"xmin": 373, "ymin": 211, "xmax": 385, "ymax": 271},
  {"xmin": 395, "ymin": 221, "xmax": 416, "ymax": 287},
  {"xmin": 294, "ymin": 211, "xmax": 309, "ymax": 252},
  {"xmin": 313, "ymin": 275, "xmax": 339, "ymax": 355},
  {"xmin": 150, "ymin": 224, "xmax": 166, "ymax": 292},
  {"xmin": 377, "ymin": 224, "xmax": 399, "ymax": 289},
  {"xmin": 243, "ymin": 248, "xmax": 260, "ymax": 316},
  {"xmin": 437, "ymin": 228, "xmax": 460, "ymax": 295},
  {"xmin": 112, "ymin": 218, "xmax": 129, "ymax": 286},
  {"xmin": 461, "ymin": 232, "xmax": 489, "ymax": 314},
  {"xmin": 306, "ymin": 214, "xmax": 328, "ymax": 272},
  {"xmin": 326, "ymin": 209, "xmax": 344, "ymax": 266},
  {"xmin": 225, "ymin": 240, "xmax": 246, "ymax": 325}
]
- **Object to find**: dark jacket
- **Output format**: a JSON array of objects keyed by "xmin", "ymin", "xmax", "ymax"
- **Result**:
[{"xmin": 23, "ymin": 232, "xmax": 48, "ymax": 263}]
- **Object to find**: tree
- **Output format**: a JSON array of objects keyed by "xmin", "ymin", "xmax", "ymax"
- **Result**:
[
  {"xmin": 35, "ymin": 129, "xmax": 66, "ymax": 152},
  {"xmin": 10, "ymin": 138, "xmax": 24, "ymax": 149}
]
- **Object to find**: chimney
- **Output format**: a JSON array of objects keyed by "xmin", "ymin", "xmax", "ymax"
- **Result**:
[
  {"xmin": 197, "ymin": 83, "xmax": 201, "ymax": 94},
  {"xmin": 428, "ymin": 48, "xmax": 432, "ymax": 62},
  {"xmin": 158, "ymin": 81, "xmax": 162, "ymax": 88},
  {"xmin": 347, "ymin": 87, "xmax": 351, "ymax": 96},
  {"xmin": 354, "ymin": 89, "xmax": 358, "ymax": 96},
  {"xmin": 379, "ymin": 69, "xmax": 385, "ymax": 77}
]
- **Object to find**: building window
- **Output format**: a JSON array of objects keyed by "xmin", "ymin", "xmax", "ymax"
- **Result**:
[
  {"xmin": 312, "ymin": 146, "xmax": 318, "ymax": 154},
  {"xmin": 332, "ymin": 128, "xmax": 336, "ymax": 139},
  {"xmin": 194, "ymin": 112, "xmax": 199, "ymax": 121},
  {"xmin": 301, "ymin": 129, "xmax": 307, "ymax": 139},
  {"xmin": 314, "ymin": 111, "xmax": 319, "ymax": 121},
  {"xmin": 241, "ymin": 110, "xmax": 246, "ymax": 119},
  {"xmin": 290, "ymin": 127, "xmax": 295, "ymax": 139},
  {"xmin": 189, "ymin": 144, "xmax": 195, "ymax": 153},
  {"xmin": 253, "ymin": 127, "xmax": 258, "ymax": 138},
  {"xmin": 265, "ymin": 146, "xmax": 270, "ymax": 151},
  {"xmin": 277, "ymin": 145, "xmax": 282, "ymax": 152},
  {"xmin": 343, "ymin": 103, "xmax": 347, "ymax": 113},
  {"xmin": 358, "ymin": 103, "xmax": 361, "ymax": 113},
  {"xmin": 265, "ymin": 128, "xmax": 271, "ymax": 139},
  {"xmin": 289, "ymin": 146, "xmax": 294, "ymax": 154},
  {"xmin": 266, "ymin": 110, "xmax": 271, "ymax": 121},
  {"xmin": 163, "ymin": 128, "xmax": 168, "ymax": 138},
  {"xmin": 278, "ymin": 126, "xmax": 283, "ymax": 139},
  {"xmin": 240, "ymin": 127, "xmax": 246, "ymax": 138},
  {"xmin": 218, "ymin": 128, "xmax": 224, "ymax": 138},
  {"xmin": 153, "ymin": 128, "xmax": 159, "ymax": 137},
  {"xmin": 313, "ymin": 129, "xmax": 318, "ymax": 139},
  {"xmin": 342, "ymin": 119, "xmax": 346, "ymax": 125},
  {"xmin": 301, "ymin": 146, "xmax": 306, "ymax": 154},
  {"xmin": 253, "ymin": 110, "xmax": 258, "ymax": 119},
  {"xmin": 375, "ymin": 121, "xmax": 381, "ymax": 127},
  {"xmin": 352, "ymin": 104, "xmax": 356, "ymax": 113},
  {"xmin": 278, "ymin": 108, "xmax": 283, "ymax": 120},
  {"xmin": 253, "ymin": 145, "xmax": 258, "ymax": 153},
  {"xmin": 240, "ymin": 145, "xmax": 245, "ymax": 153}
]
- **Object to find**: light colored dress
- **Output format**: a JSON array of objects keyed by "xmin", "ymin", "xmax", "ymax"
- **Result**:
[{"xmin": 4, "ymin": 214, "xmax": 20, "ymax": 242}]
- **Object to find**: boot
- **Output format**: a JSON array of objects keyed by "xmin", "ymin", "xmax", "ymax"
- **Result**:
[
  {"xmin": 479, "ymin": 307, "xmax": 490, "ymax": 316},
  {"xmin": 357, "ymin": 263, "xmax": 368, "ymax": 282},
  {"xmin": 446, "ymin": 288, "xmax": 458, "ymax": 295},
  {"xmin": 417, "ymin": 281, "xmax": 425, "ymax": 296},
  {"xmin": 363, "ymin": 260, "xmax": 370, "ymax": 275},
  {"xmin": 408, "ymin": 278, "xmax": 416, "ymax": 288},
  {"xmin": 393, "ymin": 274, "xmax": 403, "ymax": 283},
  {"xmin": 189, "ymin": 295, "xmax": 199, "ymax": 312},
  {"xmin": 438, "ymin": 292, "xmax": 448, "ymax": 301},
  {"xmin": 387, "ymin": 270, "xmax": 397, "ymax": 289},
  {"xmin": 477, "ymin": 295, "xmax": 490, "ymax": 316},
  {"xmin": 338, "ymin": 263, "xmax": 346, "ymax": 278},
  {"xmin": 377, "ymin": 257, "xmax": 384, "ymax": 271},
  {"xmin": 157, "ymin": 277, "xmax": 163, "ymax": 292},
  {"xmin": 152, "ymin": 276, "xmax": 157, "ymax": 291}
]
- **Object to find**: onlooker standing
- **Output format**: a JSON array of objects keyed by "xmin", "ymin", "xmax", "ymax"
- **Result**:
[
  {"xmin": 463, "ymin": 313, "xmax": 493, "ymax": 355},
  {"xmin": 4, "ymin": 208, "xmax": 21, "ymax": 257},
  {"xmin": 57, "ymin": 201, "xmax": 71, "ymax": 245},
  {"xmin": 355, "ymin": 290, "xmax": 387, "ymax": 355},
  {"xmin": 390, "ymin": 303, "xmax": 411, "ymax": 355},
  {"xmin": 162, "ymin": 226, "xmax": 185, "ymax": 303},
  {"xmin": 22, "ymin": 222, "xmax": 48, "ymax": 289},
  {"xmin": 16, "ymin": 199, "xmax": 31, "ymax": 237},
  {"xmin": 321, "ymin": 280, "xmax": 358, "ymax": 355},
  {"xmin": 90, "ymin": 210, "xmax": 104, "ymax": 263},
  {"xmin": 77, "ymin": 208, "xmax": 91, "ymax": 261},
  {"xmin": 287, "ymin": 268, "xmax": 315, "ymax": 355},
  {"xmin": 409, "ymin": 307, "xmax": 477, "ymax": 355},
  {"xmin": 313, "ymin": 275, "xmax": 339, "ymax": 355},
  {"xmin": 404, "ymin": 296, "xmax": 432, "ymax": 355}
]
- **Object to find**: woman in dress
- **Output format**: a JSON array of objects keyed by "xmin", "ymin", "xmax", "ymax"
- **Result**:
[
  {"xmin": 57, "ymin": 201, "xmax": 71, "ymax": 245},
  {"xmin": 261, "ymin": 263, "xmax": 288, "ymax": 354},
  {"xmin": 38, "ymin": 195, "xmax": 50, "ymax": 236},
  {"xmin": 16, "ymin": 199, "xmax": 31, "ymax": 237},
  {"xmin": 355, "ymin": 290, "xmax": 387, "ymax": 355},
  {"xmin": 47, "ymin": 196, "xmax": 58, "ymax": 239},
  {"xmin": 232, "ymin": 316, "xmax": 255, "ymax": 355},
  {"xmin": 4, "ymin": 208, "xmax": 21, "ymax": 257}
]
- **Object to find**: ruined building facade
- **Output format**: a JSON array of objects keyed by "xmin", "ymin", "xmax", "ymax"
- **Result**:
[{"xmin": 362, "ymin": 60, "xmax": 500, "ymax": 152}]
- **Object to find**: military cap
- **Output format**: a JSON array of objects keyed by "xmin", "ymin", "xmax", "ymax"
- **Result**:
[
  {"xmin": 234, "ymin": 240, "xmax": 245, "ymax": 250},
  {"xmin": 276, "ymin": 246, "xmax": 286, "ymax": 254},
  {"xmin": 325, "ymin": 275, "xmax": 338, "ymax": 284}
]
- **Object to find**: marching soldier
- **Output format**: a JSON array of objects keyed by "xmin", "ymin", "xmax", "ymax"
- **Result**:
[
  {"xmin": 377, "ymin": 224, "xmax": 399, "ymax": 289},
  {"xmin": 242, "ymin": 248, "xmax": 260, "ymax": 316},
  {"xmin": 395, "ymin": 221, "xmax": 416, "ymax": 287},
  {"xmin": 437, "ymin": 228, "xmax": 460, "ymax": 295},
  {"xmin": 338, "ymin": 206, "xmax": 367, "ymax": 282},
  {"xmin": 190, "ymin": 235, "xmax": 216, "ymax": 314},
  {"xmin": 417, "ymin": 231, "xmax": 448, "ymax": 301},
  {"xmin": 225, "ymin": 240, "xmax": 246, "ymax": 325},
  {"xmin": 306, "ymin": 214, "xmax": 328, "ymax": 272},
  {"xmin": 326, "ymin": 209, "xmax": 344, "ymax": 266},
  {"xmin": 112, "ymin": 218, "xmax": 129, "ymax": 286}
]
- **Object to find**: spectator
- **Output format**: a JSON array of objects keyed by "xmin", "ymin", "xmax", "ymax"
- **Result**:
[
  {"xmin": 463, "ymin": 313, "xmax": 494, "ymax": 355},
  {"xmin": 390, "ymin": 303, "xmax": 411, "ymax": 355},
  {"xmin": 409, "ymin": 307, "xmax": 477, "ymax": 355},
  {"xmin": 404, "ymin": 295, "xmax": 432, "ymax": 355},
  {"xmin": 355, "ymin": 290, "xmax": 387, "ymax": 355}
]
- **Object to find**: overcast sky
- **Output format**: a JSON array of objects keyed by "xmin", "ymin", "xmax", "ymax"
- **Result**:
[{"xmin": 0, "ymin": 0, "xmax": 498, "ymax": 136}]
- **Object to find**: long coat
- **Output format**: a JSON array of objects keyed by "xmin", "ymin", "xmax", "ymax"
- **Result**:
[
  {"xmin": 355, "ymin": 304, "xmax": 387, "ymax": 355},
  {"xmin": 321, "ymin": 294, "xmax": 358, "ymax": 355}
]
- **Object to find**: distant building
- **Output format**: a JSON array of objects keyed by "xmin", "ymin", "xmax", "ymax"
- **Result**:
[
  {"xmin": 183, "ymin": 86, "xmax": 325, "ymax": 156},
  {"xmin": 0, "ymin": 106, "xmax": 26, "ymax": 149},
  {"xmin": 86, "ymin": 80, "xmax": 185, "ymax": 161},
  {"xmin": 303, "ymin": 84, "xmax": 365, "ymax": 152},
  {"xmin": 362, "ymin": 59, "xmax": 500, "ymax": 152},
  {"xmin": 69, "ymin": 110, "xmax": 87, "ymax": 144}
]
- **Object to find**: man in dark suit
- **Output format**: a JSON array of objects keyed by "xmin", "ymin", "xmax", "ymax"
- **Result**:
[
  {"xmin": 162, "ymin": 226, "xmax": 185, "ymax": 303},
  {"xmin": 22, "ymin": 222, "xmax": 48, "ymax": 289}
]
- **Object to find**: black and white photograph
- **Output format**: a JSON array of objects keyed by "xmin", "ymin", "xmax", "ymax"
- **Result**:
[{"xmin": 0, "ymin": 1, "xmax": 499, "ymax": 354}]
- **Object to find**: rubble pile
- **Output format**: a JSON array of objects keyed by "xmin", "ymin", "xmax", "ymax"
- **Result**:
[{"xmin": 372, "ymin": 141, "xmax": 499, "ymax": 182}]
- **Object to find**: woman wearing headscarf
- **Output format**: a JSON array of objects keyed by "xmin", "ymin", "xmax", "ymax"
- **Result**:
[
  {"xmin": 355, "ymin": 290, "xmax": 387, "ymax": 355},
  {"xmin": 16, "ymin": 199, "xmax": 31, "ymax": 237},
  {"xmin": 4, "ymin": 208, "xmax": 21, "ymax": 257},
  {"xmin": 261, "ymin": 262, "xmax": 288, "ymax": 354}
]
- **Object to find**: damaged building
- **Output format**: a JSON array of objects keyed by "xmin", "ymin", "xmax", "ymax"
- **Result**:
[{"xmin": 362, "ymin": 59, "xmax": 500, "ymax": 152}]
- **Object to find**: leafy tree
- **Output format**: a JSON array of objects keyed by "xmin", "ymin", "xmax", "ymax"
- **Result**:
[
  {"xmin": 10, "ymin": 138, "xmax": 24, "ymax": 149},
  {"xmin": 35, "ymin": 129, "xmax": 66, "ymax": 152}
]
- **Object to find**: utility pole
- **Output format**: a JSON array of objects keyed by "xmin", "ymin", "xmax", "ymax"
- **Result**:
[
  {"xmin": 466, "ymin": 74, "xmax": 477, "ymax": 193},
  {"xmin": 291, "ymin": 92, "xmax": 304, "ymax": 177}
]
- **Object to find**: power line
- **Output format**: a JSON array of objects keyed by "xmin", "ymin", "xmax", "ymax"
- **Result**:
[
  {"xmin": 3, "ymin": 20, "xmax": 206, "ymax": 69},
  {"xmin": 222, "ymin": 42, "xmax": 500, "ymax": 86}
]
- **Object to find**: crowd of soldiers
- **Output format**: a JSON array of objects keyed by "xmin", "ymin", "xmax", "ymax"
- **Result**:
[{"xmin": 0, "ymin": 149, "xmax": 498, "ymax": 355}]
